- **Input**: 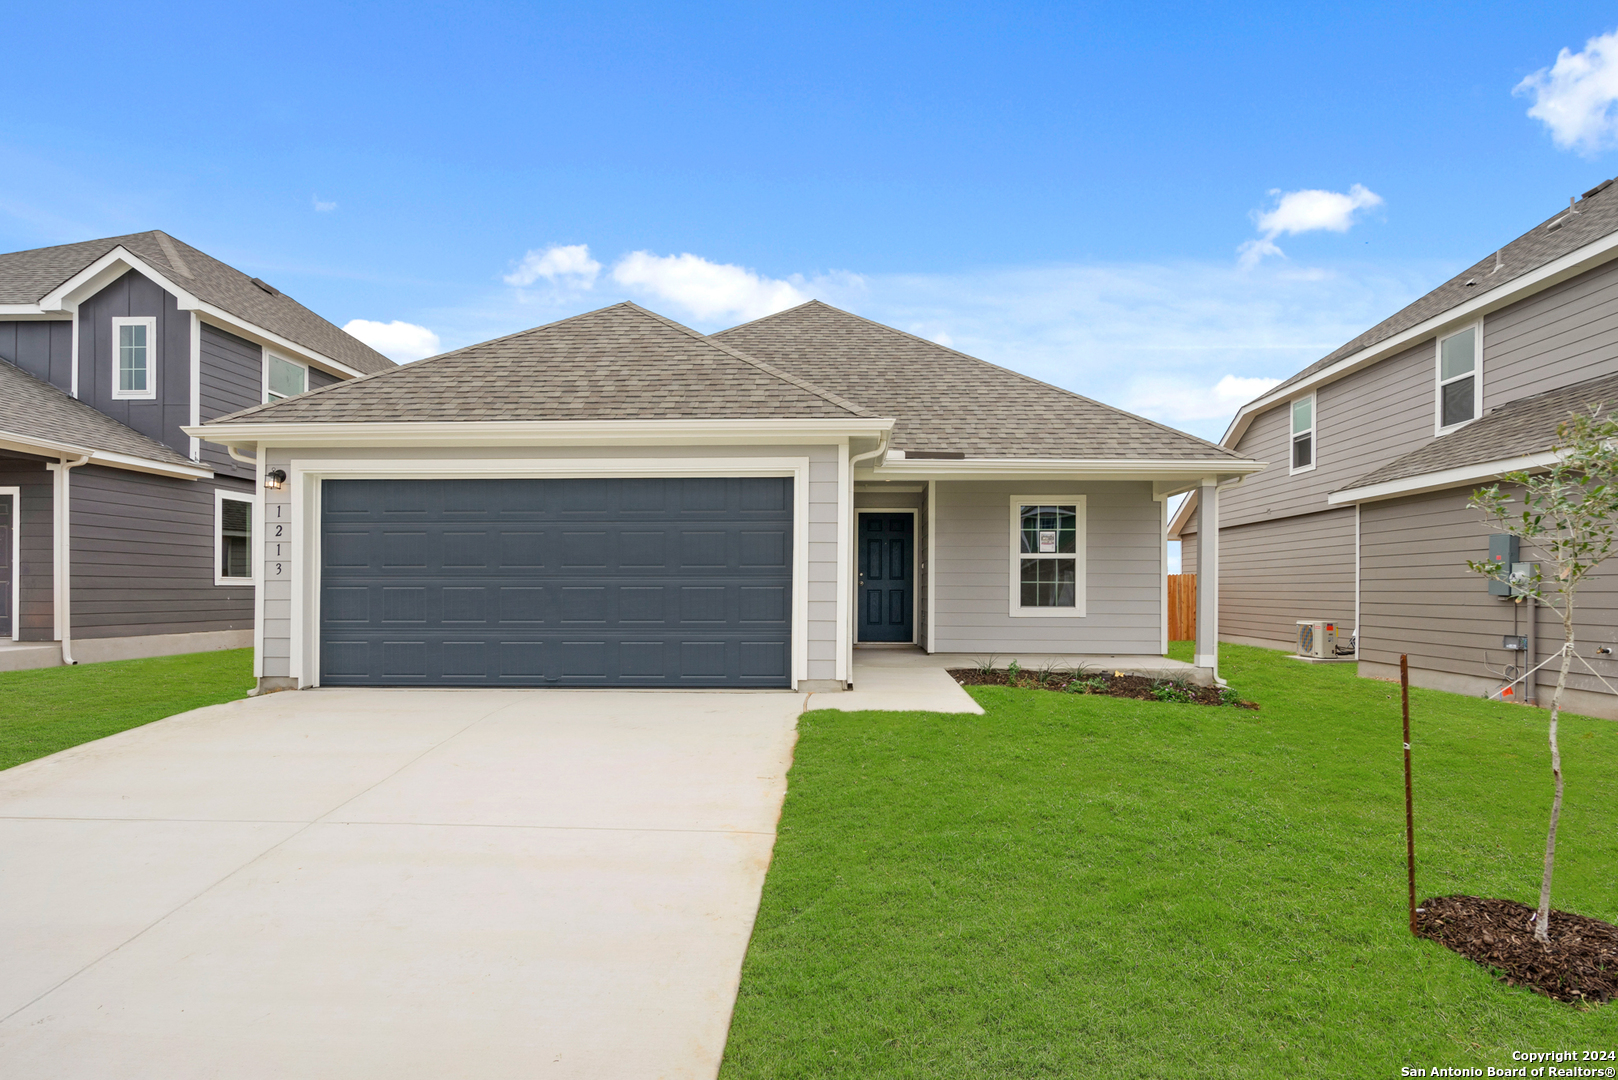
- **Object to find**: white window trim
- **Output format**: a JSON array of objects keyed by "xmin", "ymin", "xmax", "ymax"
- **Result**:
[
  {"xmin": 1008, "ymin": 494, "xmax": 1087, "ymax": 618},
  {"xmin": 263, "ymin": 349, "xmax": 309, "ymax": 403},
  {"xmin": 215, "ymin": 489, "xmax": 258, "ymax": 586},
  {"xmin": 110, "ymin": 316, "xmax": 158, "ymax": 400},
  {"xmin": 1435, "ymin": 320, "xmax": 1484, "ymax": 436},
  {"xmin": 1289, "ymin": 392, "xmax": 1316, "ymax": 475}
]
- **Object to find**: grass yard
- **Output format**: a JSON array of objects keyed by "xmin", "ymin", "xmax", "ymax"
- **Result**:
[
  {"xmin": 0, "ymin": 648, "xmax": 254, "ymax": 770},
  {"xmin": 721, "ymin": 643, "xmax": 1618, "ymax": 1079}
]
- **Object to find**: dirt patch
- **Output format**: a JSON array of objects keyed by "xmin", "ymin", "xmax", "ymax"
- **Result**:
[
  {"xmin": 948, "ymin": 668, "xmax": 1255, "ymax": 708},
  {"xmin": 1416, "ymin": 895, "xmax": 1618, "ymax": 1005}
]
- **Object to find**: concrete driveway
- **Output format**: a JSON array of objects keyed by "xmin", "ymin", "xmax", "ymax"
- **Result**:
[{"xmin": 0, "ymin": 688, "xmax": 802, "ymax": 1080}]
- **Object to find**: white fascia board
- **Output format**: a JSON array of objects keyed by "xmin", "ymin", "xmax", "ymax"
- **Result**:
[
  {"xmin": 39, "ymin": 247, "xmax": 365, "ymax": 382},
  {"xmin": 0, "ymin": 307, "xmax": 69, "ymax": 320},
  {"xmin": 186, "ymin": 416, "xmax": 896, "ymax": 449},
  {"xmin": 0, "ymin": 430, "xmax": 211, "ymax": 479},
  {"xmin": 1168, "ymin": 491, "xmax": 1199, "ymax": 537},
  {"xmin": 864, "ymin": 457, "xmax": 1263, "ymax": 482},
  {"xmin": 1326, "ymin": 451, "xmax": 1559, "ymax": 506},
  {"xmin": 1215, "ymin": 229, "xmax": 1618, "ymax": 452}
]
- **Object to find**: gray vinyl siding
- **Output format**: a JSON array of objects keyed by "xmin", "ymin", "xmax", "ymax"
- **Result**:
[
  {"xmin": 0, "ymin": 321, "xmax": 74, "ymax": 391},
  {"xmin": 307, "ymin": 366, "xmax": 339, "ymax": 390},
  {"xmin": 1218, "ymin": 508, "xmax": 1355, "ymax": 647},
  {"xmin": 1221, "ymin": 336, "xmax": 1436, "ymax": 530},
  {"xmin": 256, "ymin": 444, "xmax": 845, "ymax": 684},
  {"xmin": 931, "ymin": 480, "xmax": 1162, "ymax": 654},
  {"xmin": 1361, "ymin": 487, "xmax": 1618, "ymax": 699},
  {"xmin": 68, "ymin": 466, "xmax": 255, "ymax": 639},
  {"xmin": 198, "ymin": 322, "xmax": 263, "ymax": 480},
  {"xmin": 1180, "ymin": 533, "xmax": 1197, "ymax": 576},
  {"xmin": 1484, "ymin": 258, "xmax": 1618, "ymax": 405},
  {"xmin": 75, "ymin": 270, "xmax": 192, "ymax": 460},
  {"xmin": 0, "ymin": 452, "xmax": 53, "ymax": 640}
]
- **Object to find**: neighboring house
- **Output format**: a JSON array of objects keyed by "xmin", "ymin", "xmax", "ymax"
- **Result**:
[
  {"xmin": 1171, "ymin": 177, "xmax": 1618, "ymax": 719},
  {"xmin": 192, "ymin": 301, "xmax": 1261, "ymax": 693},
  {"xmin": 0, "ymin": 232, "xmax": 394, "ymax": 669}
]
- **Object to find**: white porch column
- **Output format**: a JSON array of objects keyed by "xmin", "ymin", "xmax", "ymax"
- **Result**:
[{"xmin": 1194, "ymin": 477, "xmax": 1219, "ymax": 676}]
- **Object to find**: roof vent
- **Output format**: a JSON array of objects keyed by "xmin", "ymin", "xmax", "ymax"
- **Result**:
[
  {"xmin": 1464, "ymin": 279, "xmax": 1477, "ymax": 287},
  {"xmin": 905, "ymin": 450, "xmax": 966, "ymax": 460},
  {"xmin": 249, "ymin": 277, "xmax": 280, "ymax": 296},
  {"xmin": 1583, "ymin": 178, "xmax": 1614, "ymax": 200}
]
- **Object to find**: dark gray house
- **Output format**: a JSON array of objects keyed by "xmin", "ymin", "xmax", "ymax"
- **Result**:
[
  {"xmin": 0, "ymin": 232, "xmax": 394, "ymax": 671},
  {"xmin": 1172, "ymin": 178, "xmax": 1618, "ymax": 719}
]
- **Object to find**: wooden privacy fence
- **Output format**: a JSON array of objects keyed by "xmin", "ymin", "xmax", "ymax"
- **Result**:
[{"xmin": 1168, "ymin": 573, "xmax": 1197, "ymax": 641}]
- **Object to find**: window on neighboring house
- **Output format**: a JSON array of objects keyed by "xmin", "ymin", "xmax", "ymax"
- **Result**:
[
  {"xmin": 216, "ymin": 491, "xmax": 254, "ymax": 584},
  {"xmin": 266, "ymin": 353, "xmax": 308, "ymax": 402},
  {"xmin": 1438, "ymin": 324, "xmax": 1480, "ymax": 430},
  {"xmin": 1009, "ymin": 497, "xmax": 1087, "ymax": 616},
  {"xmin": 110, "ymin": 316, "xmax": 157, "ymax": 400},
  {"xmin": 1290, "ymin": 394, "xmax": 1315, "ymax": 473}
]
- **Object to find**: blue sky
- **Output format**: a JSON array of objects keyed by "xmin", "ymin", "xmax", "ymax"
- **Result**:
[{"xmin": 5, "ymin": 2, "xmax": 1618, "ymax": 443}]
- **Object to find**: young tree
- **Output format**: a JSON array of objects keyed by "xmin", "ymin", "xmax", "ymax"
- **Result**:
[{"xmin": 1469, "ymin": 407, "xmax": 1618, "ymax": 945}]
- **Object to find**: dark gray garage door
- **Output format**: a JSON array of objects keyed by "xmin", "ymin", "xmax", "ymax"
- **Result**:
[{"xmin": 320, "ymin": 477, "xmax": 793, "ymax": 687}]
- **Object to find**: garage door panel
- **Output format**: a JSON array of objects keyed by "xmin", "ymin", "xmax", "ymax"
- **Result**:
[{"xmin": 320, "ymin": 478, "xmax": 793, "ymax": 687}]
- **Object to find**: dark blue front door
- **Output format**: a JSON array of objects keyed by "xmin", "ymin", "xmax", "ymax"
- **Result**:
[{"xmin": 858, "ymin": 513, "xmax": 913, "ymax": 643}]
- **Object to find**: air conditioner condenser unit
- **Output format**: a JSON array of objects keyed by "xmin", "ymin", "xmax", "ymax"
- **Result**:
[{"xmin": 1297, "ymin": 620, "xmax": 1338, "ymax": 659}]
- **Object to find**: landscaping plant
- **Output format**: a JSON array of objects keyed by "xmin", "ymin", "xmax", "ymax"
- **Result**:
[{"xmin": 1468, "ymin": 406, "xmax": 1618, "ymax": 944}]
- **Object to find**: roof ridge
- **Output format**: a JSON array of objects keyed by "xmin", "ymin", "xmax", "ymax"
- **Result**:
[{"xmin": 717, "ymin": 300, "xmax": 1240, "ymax": 458}]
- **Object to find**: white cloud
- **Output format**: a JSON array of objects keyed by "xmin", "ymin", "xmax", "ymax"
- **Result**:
[
  {"xmin": 1123, "ymin": 373, "xmax": 1282, "ymax": 424},
  {"xmin": 610, "ymin": 251, "xmax": 812, "ymax": 322},
  {"xmin": 1238, "ymin": 184, "xmax": 1383, "ymax": 267},
  {"xmin": 504, "ymin": 244, "xmax": 601, "ymax": 287},
  {"xmin": 1516, "ymin": 29, "xmax": 1618, "ymax": 154},
  {"xmin": 343, "ymin": 319, "xmax": 442, "ymax": 363},
  {"xmin": 931, "ymin": 330, "xmax": 954, "ymax": 347},
  {"xmin": 312, "ymin": 196, "xmax": 337, "ymax": 212}
]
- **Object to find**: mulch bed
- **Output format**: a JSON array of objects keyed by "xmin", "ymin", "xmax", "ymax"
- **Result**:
[
  {"xmin": 948, "ymin": 668, "xmax": 1256, "ymax": 708},
  {"xmin": 1416, "ymin": 895, "xmax": 1618, "ymax": 1004}
]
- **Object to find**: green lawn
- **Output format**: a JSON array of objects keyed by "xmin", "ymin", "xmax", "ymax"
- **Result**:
[
  {"xmin": 0, "ymin": 648, "xmax": 254, "ymax": 770},
  {"xmin": 721, "ymin": 643, "xmax": 1618, "ymax": 1079}
]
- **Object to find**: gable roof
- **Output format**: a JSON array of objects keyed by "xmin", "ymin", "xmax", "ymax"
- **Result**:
[
  {"xmin": 210, "ymin": 302, "xmax": 873, "ymax": 424},
  {"xmin": 1332, "ymin": 369, "xmax": 1618, "ymax": 500},
  {"xmin": 0, "ymin": 357, "xmax": 204, "ymax": 474},
  {"xmin": 1266, "ymin": 178, "xmax": 1618, "ymax": 401},
  {"xmin": 0, "ymin": 231, "xmax": 395, "ymax": 375},
  {"xmin": 713, "ymin": 301, "xmax": 1247, "ymax": 462}
]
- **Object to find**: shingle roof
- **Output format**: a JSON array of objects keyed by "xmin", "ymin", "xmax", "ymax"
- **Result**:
[
  {"xmin": 0, "ymin": 232, "xmax": 395, "ymax": 375},
  {"xmin": 0, "ymin": 358, "xmax": 197, "ymax": 467},
  {"xmin": 714, "ymin": 301, "xmax": 1247, "ymax": 461},
  {"xmin": 1339, "ymin": 370, "xmax": 1618, "ymax": 492},
  {"xmin": 1265, "ymin": 179, "xmax": 1618, "ymax": 401},
  {"xmin": 213, "ymin": 302, "xmax": 872, "ymax": 424}
]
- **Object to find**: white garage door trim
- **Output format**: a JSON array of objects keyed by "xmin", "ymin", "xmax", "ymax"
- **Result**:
[{"xmin": 286, "ymin": 457, "xmax": 812, "ymax": 689}]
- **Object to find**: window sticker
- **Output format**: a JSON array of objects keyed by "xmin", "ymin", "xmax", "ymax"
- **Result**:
[{"xmin": 1039, "ymin": 529, "xmax": 1057, "ymax": 553}]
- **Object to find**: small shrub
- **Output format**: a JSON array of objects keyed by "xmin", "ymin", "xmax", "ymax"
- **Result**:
[
  {"xmin": 973, "ymin": 654, "xmax": 1000, "ymax": 676},
  {"xmin": 1150, "ymin": 680, "xmax": 1194, "ymax": 704},
  {"xmin": 1006, "ymin": 660, "xmax": 1022, "ymax": 685},
  {"xmin": 1067, "ymin": 676, "xmax": 1107, "ymax": 694}
]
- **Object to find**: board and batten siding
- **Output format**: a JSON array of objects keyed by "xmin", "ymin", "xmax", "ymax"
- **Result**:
[
  {"xmin": 198, "ymin": 322, "xmax": 264, "ymax": 480},
  {"xmin": 0, "ymin": 453, "xmax": 54, "ymax": 640},
  {"xmin": 68, "ymin": 465, "xmax": 256, "ymax": 639},
  {"xmin": 930, "ymin": 480, "xmax": 1162, "ymax": 654},
  {"xmin": 1361, "ymin": 487, "xmax": 1618, "ymax": 700},
  {"xmin": 1216, "ymin": 508, "xmax": 1355, "ymax": 648},
  {"xmin": 75, "ymin": 270, "xmax": 193, "ymax": 461},
  {"xmin": 0, "ymin": 321, "xmax": 74, "ymax": 391},
  {"xmin": 1483, "ymin": 258, "xmax": 1618, "ymax": 406},
  {"xmin": 256, "ymin": 443, "xmax": 846, "ymax": 684}
]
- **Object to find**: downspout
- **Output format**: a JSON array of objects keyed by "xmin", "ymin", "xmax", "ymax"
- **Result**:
[
  {"xmin": 844, "ymin": 431, "xmax": 891, "ymax": 687},
  {"xmin": 228, "ymin": 445, "xmax": 258, "ymax": 466},
  {"xmin": 48, "ymin": 453, "xmax": 91, "ymax": 665}
]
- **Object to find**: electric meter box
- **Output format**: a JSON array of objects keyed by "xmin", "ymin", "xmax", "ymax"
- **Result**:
[{"xmin": 1488, "ymin": 534, "xmax": 1519, "ymax": 596}]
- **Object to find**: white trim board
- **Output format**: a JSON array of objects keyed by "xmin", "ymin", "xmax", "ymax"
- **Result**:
[
  {"xmin": 855, "ymin": 507, "xmax": 920, "ymax": 645},
  {"xmin": 1327, "ymin": 451, "xmax": 1560, "ymax": 505},
  {"xmin": 0, "ymin": 486, "xmax": 18, "ymax": 641},
  {"xmin": 190, "ymin": 417, "xmax": 894, "ymax": 448},
  {"xmin": 282, "ymin": 456, "xmax": 814, "ymax": 690},
  {"xmin": 213, "ymin": 488, "xmax": 258, "ymax": 586},
  {"xmin": 108, "ymin": 316, "xmax": 158, "ymax": 400}
]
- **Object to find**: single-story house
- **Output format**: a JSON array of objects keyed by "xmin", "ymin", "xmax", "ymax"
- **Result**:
[{"xmin": 191, "ymin": 301, "xmax": 1261, "ymax": 692}]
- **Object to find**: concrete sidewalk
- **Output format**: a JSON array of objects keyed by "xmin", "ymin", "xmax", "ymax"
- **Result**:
[{"xmin": 0, "ymin": 688, "xmax": 801, "ymax": 1080}]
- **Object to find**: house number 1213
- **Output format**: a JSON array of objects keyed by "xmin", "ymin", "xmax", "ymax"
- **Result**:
[{"xmin": 268, "ymin": 502, "xmax": 287, "ymax": 576}]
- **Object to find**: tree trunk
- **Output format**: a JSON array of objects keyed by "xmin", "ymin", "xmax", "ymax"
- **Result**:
[{"xmin": 1536, "ymin": 624, "xmax": 1574, "ymax": 945}]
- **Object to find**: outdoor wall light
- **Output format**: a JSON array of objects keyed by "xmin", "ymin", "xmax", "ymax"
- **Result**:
[{"xmin": 264, "ymin": 469, "xmax": 287, "ymax": 490}]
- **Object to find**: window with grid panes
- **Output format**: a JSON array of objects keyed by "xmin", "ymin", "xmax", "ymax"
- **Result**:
[{"xmin": 1018, "ymin": 503, "xmax": 1077, "ymax": 608}]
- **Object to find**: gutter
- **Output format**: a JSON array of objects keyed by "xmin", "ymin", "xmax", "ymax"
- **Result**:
[
  {"xmin": 46, "ymin": 452, "xmax": 90, "ymax": 665},
  {"xmin": 0, "ymin": 431, "xmax": 211, "ymax": 481},
  {"xmin": 1326, "ymin": 450, "xmax": 1560, "ymax": 506},
  {"xmin": 187, "ymin": 417, "xmax": 897, "ymax": 448}
]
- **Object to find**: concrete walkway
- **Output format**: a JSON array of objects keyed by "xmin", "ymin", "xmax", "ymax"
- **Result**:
[{"xmin": 0, "ymin": 688, "xmax": 802, "ymax": 1080}]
